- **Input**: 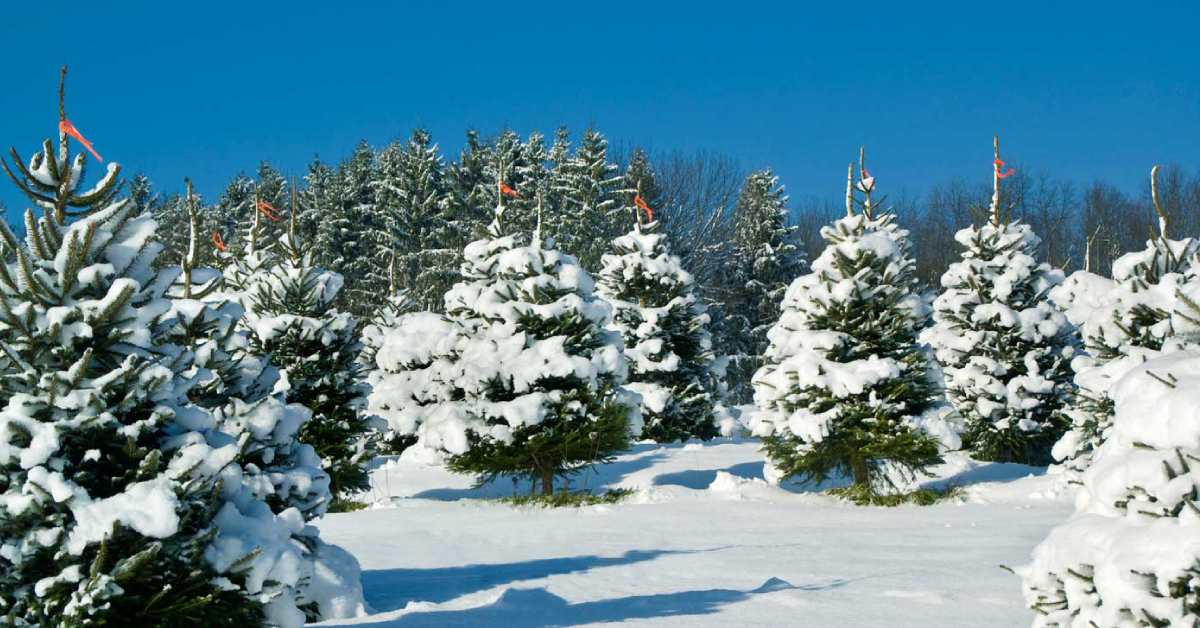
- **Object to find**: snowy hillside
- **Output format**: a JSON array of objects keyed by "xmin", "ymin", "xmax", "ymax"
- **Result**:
[{"xmin": 315, "ymin": 437, "xmax": 1069, "ymax": 627}]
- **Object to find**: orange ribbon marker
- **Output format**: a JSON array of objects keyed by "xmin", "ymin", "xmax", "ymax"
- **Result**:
[
  {"xmin": 212, "ymin": 231, "xmax": 228, "ymax": 252},
  {"xmin": 58, "ymin": 119, "xmax": 103, "ymax": 162},
  {"xmin": 995, "ymin": 158, "xmax": 1016, "ymax": 179},
  {"xmin": 499, "ymin": 182, "xmax": 518, "ymax": 198},
  {"xmin": 634, "ymin": 193, "xmax": 654, "ymax": 222},
  {"xmin": 256, "ymin": 199, "xmax": 283, "ymax": 222}
]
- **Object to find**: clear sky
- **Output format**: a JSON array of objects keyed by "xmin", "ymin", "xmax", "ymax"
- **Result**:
[{"xmin": 1, "ymin": 1, "xmax": 1197, "ymax": 223}]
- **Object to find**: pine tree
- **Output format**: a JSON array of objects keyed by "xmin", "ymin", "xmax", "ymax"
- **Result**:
[
  {"xmin": 727, "ymin": 170, "xmax": 804, "ymax": 403},
  {"xmin": 0, "ymin": 69, "xmax": 264, "ymax": 625},
  {"xmin": 430, "ymin": 190, "xmax": 639, "ymax": 494},
  {"xmin": 298, "ymin": 157, "xmax": 336, "ymax": 248},
  {"xmin": 193, "ymin": 183, "xmax": 367, "ymax": 623},
  {"xmin": 1049, "ymin": 165, "xmax": 1199, "ymax": 478},
  {"xmin": 597, "ymin": 200, "xmax": 725, "ymax": 442},
  {"xmin": 242, "ymin": 192, "xmax": 373, "ymax": 507},
  {"xmin": 751, "ymin": 153, "xmax": 942, "ymax": 494},
  {"xmin": 551, "ymin": 128, "xmax": 623, "ymax": 270},
  {"xmin": 1019, "ymin": 349, "xmax": 1200, "ymax": 627},
  {"xmin": 321, "ymin": 141, "xmax": 382, "ymax": 315},
  {"xmin": 377, "ymin": 129, "xmax": 459, "ymax": 311},
  {"xmin": 445, "ymin": 129, "xmax": 492, "ymax": 242},
  {"xmin": 922, "ymin": 137, "xmax": 1075, "ymax": 465}
]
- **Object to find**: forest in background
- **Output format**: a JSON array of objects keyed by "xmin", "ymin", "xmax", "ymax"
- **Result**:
[{"xmin": 11, "ymin": 126, "xmax": 1195, "ymax": 401}]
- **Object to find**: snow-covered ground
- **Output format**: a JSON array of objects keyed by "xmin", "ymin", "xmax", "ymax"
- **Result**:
[{"xmin": 315, "ymin": 439, "xmax": 1070, "ymax": 627}]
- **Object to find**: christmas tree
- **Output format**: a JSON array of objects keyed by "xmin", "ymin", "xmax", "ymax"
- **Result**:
[
  {"xmin": 751, "ymin": 151, "xmax": 942, "ymax": 495},
  {"xmin": 240, "ymin": 188, "xmax": 373, "ymax": 507},
  {"xmin": 191, "ymin": 184, "xmax": 367, "ymax": 623},
  {"xmin": 727, "ymin": 170, "xmax": 804, "ymax": 403},
  {"xmin": 0, "ymin": 68, "xmax": 264, "ymax": 625},
  {"xmin": 597, "ymin": 194, "xmax": 725, "ymax": 442},
  {"xmin": 922, "ymin": 136, "xmax": 1076, "ymax": 465},
  {"xmin": 426, "ymin": 181, "xmax": 640, "ymax": 494},
  {"xmin": 1019, "ymin": 348, "xmax": 1200, "ymax": 626},
  {"xmin": 1049, "ymin": 165, "xmax": 1199, "ymax": 478}
]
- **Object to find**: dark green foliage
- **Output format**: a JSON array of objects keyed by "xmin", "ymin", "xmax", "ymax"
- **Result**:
[{"xmin": 446, "ymin": 385, "xmax": 632, "ymax": 495}]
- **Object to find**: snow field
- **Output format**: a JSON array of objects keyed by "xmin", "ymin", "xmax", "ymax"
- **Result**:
[{"xmin": 316, "ymin": 439, "xmax": 1070, "ymax": 627}]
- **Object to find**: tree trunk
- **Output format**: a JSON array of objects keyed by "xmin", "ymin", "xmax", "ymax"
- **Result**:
[
  {"xmin": 850, "ymin": 456, "xmax": 871, "ymax": 488},
  {"xmin": 541, "ymin": 471, "xmax": 555, "ymax": 496}
]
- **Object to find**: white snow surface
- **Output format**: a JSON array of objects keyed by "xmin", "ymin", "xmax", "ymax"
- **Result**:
[{"xmin": 314, "ymin": 432, "xmax": 1068, "ymax": 627}]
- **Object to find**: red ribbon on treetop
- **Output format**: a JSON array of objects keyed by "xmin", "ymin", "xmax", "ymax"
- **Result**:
[
  {"xmin": 58, "ymin": 119, "xmax": 103, "ymax": 162},
  {"xmin": 256, "ymin": 199, "xmax": 283, "ymax": 222},
  {"xmin": 212, "ymin": 231, "xmax": 228, "ymax": 252},
  {"xmin": 995, "ymin": 158, "xmax": 1016, "ymax": 179},
  {"xmin": 499, "ymin": 182, "xmax": 518, "ymax": 198},
  {"xmin": 634, "ymin": 193, "xmax": 654, "ymax": 222}
]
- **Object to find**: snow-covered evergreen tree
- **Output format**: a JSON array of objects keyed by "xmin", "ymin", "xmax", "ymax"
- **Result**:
[
  {"xmin": 420, "ymin": 190, "xmax": 640, "ymax": 494},
  {"xmin": 188, "ymin": 183, "xmax": 367, "ymax": 623},
  {"xmin": 1049, "ymin": 166, "xmax": 1199, "ymax": 478},
  {"xmin": 597, "ymin": 202, "xmax": 725, "ymax": 442},
  {"xmin": 241, "ymin": 197, "xmax": 373, "ymax": 506},
  {"xmin": 922, "ymin": 137, "xmax": 1075, "ymax": 465},
  {"xmin": 727, "ymin": 170, "xmax": 804, "ymax": 403},
  {"xmin": 321, "ymin": 141, "xmax": 382, "ymax": 315},
  {"xmin": 376, "ymin": 129, "xmax": 459, "ymax": 311},
  {"xmin": 0, "ymin": 75, "xmax": 266, "ymax": 625},
  {"xmin": 1019, "ymin": 348, "xmax": 1200, "ymax": 627},
  {"xmin": 750, "ymin": 156, "xmax": 942, "ymax": 493},
  {"xmin": 551, "ymin": 128, "xmax": 623, "ymax": 271}
]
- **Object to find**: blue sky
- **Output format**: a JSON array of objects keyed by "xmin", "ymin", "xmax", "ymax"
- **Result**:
[{"xmin": 1, "ymin": 1, "xmax": 1197, "ymax": 223}]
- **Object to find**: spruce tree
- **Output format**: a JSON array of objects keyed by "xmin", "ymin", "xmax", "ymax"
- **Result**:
[
  {"xmin": 1049, "ymin": 165, "xmax": 1199, "ymax": 478},
  {"xmin": 197, "ymin": 184, "xmax": 367, "ymax": 623},
  {"xmin": 432, "ymin": 189, "xmax": 639, "ymax": 494},
  {"xmin": 1019, "ymin": 348, "xmax": 1200, "ymax": 626},
  {"xmin": 922, "ymin": 137, "xmax": 1075, "ymax": 465},
  {"xmin": 751, "ymin": 154, "xmax": 942, "ymax": 494},
  {"xmin": 321, "ymin": 141, "xmax": 381, "ymax": 314},
  {"xmin": 597, "ymin": 200, "xmax": 725, "ymax": 442},
  {"xmin": 241, "ymin": 193, "xmax": 373, "ymax": 507},
  {"xmin": 0, "ymin": 69, "xmax": 264, "ymax": 625},
  {"xmin": 552, "ymin": 128, "xmax": 623, "ymax": 270},
  {"xmin": 377, "ymin": 130, "xmax": 458, "ymax": 311},
  {"xmin": 727, "ymin": 170, "xmax": 804, "ymax": 403}
]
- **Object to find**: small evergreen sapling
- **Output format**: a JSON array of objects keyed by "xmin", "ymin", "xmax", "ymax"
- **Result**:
[
  {"xmin": 597, "ymin": 194, "xmax": 725, "ymax": 442},
  {"xmin": 751, "ymin": 152, "xmax": 942, "ymax": 493},
  {"xmin": 241, "ymin": 189, "xmax": 374, "ymax": 506},
  {"xmin": 432, "ymin": 181, "xmax": 640, "ymax": 494},
  {"xmin": 922, "ymin": 136, "xmax": 1075, "ymax": 465}
]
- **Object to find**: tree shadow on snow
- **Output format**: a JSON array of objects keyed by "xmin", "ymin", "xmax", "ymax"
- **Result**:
[
  {"xmin": 364, "ymin": 548, "xmax": 700, "ymax": 611},
  {"xmin": 410, "ymin": 448, "xmax": 669, "ymax": 501},
  {"xmin": 652, "ymin": 461, "xmax": 765, "ymax": 489},
  {"xmin": 353, "ymin": 576, "xmax": 845, "ymax": 627},
  {"xmin": 920, "ymin": 460, "xmax": 1047, "ymax": 491}
]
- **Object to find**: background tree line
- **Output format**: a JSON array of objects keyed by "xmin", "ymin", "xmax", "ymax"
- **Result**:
[{"xmin": 21, "ymin": 126, "xmax": 1195, "ymax": 402}]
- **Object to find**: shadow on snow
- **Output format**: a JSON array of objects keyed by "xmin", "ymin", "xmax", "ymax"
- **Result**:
[{"xmin": 350, "ymin": 576, "xmax": 843, "ymax": 627}]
